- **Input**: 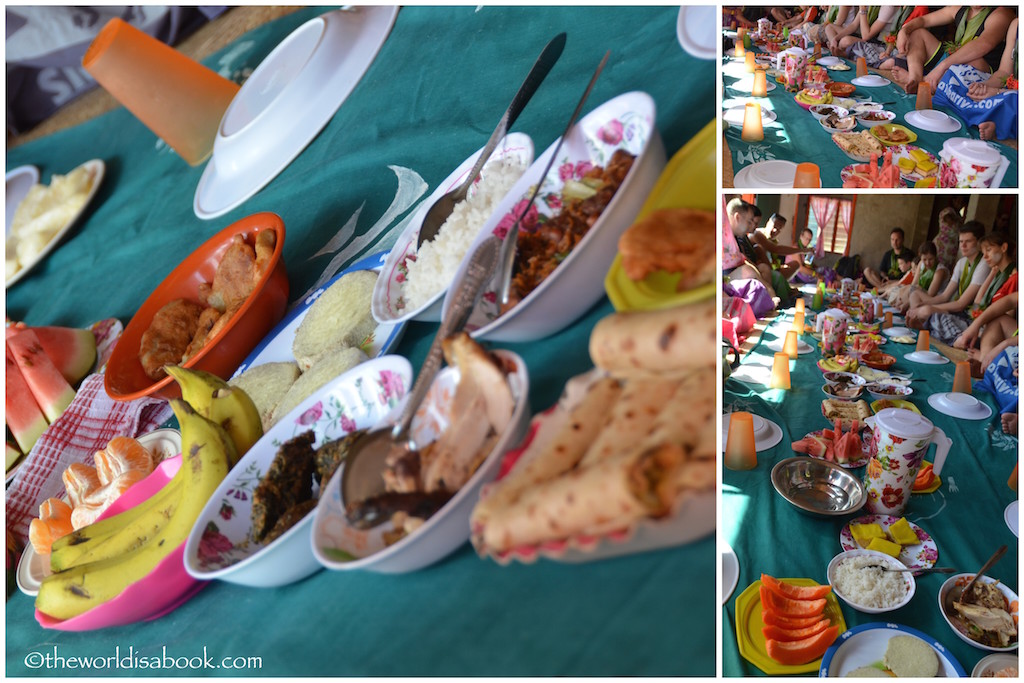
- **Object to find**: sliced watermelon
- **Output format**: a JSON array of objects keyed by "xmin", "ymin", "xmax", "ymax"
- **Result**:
[
  {"xmin": 762, "ymin": 618, "xmax": 829, "ymax": 642},
  {"xmin": 762, "ymin": 610, "xmax": 830, "ymax": 630},
  {"xmin": 761, "ymin": 574, "xmax": 833, "ymax": 601},
  {"xmin": 792, "ymin": 435, "xmax": 828, "ymax": 458},
  {"xmin": 5, "ymin": 351, "xmax": 49, "ymax": 454},
  {"xmin": 760, "ymin": 585, "xmax": 827, "ymax": 617},
  {"xmin": 5, "ymin": 323, "xmax": 96, "ymax": 385},
  {"xmin": 7, "ymin": 330, "xmax": 75, "ymax": 424},
  {"xmin": 765, "ymin": 625, "xmax": 840, "ymax": 665},
  {"xmin": 6, "ymin": 439, "xmax": 22, "ymax": 472}
]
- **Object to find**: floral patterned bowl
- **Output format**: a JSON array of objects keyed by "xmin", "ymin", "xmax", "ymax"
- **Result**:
[
  {"xmin": 370, "ymin": 133, "xmax": 533, "ymax": 325},
  {"xmin": 443, "ymin": 91, "xmax": 666, "ymax": 342},
  {"xmin": 182, "ymin": 355, "xmax": 412, "ymax": 587},
  {"xmin": 311, "ymin": 350, "xmax": 529, "ymax": 573}
]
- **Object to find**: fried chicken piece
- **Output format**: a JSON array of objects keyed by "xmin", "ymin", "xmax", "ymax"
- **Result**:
[
  {"xmin": 618, "ymin": 208, "xmax": 716, "ymax": 291},
  {"xmin": 251, "ymin": 431, "xmax": 316, "ymax": 542},
  {"xmin": 139, "ymin": 298, "xmax": 204, "ymax": 380},
  {"xmin": 199, "ymin": 230, "xmax": 277, "ymax": 313},
  {"xmin": 182, "ymin": 305, "xmax": 222, "ymax": 364}
]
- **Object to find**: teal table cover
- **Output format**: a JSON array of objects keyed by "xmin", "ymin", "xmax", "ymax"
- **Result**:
[
  {"xmin": 722, "ymin": 291, "xmax": 1019, "ymax": 676},
  {"xmin": 6, "ymin": 7, "xmax": 716, "ymax": 676},
  {"xmin": 723, "ymin": 50, "xmax": 1019, "ymax": 188}
]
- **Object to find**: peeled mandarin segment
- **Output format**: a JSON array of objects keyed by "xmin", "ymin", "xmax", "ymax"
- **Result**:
[
  {"xmin": 62, "ymin": 462, "xmax": 102, "ymax": 508},
  {"xmin": 94, "ymin": 436, "xmax": 154, "ymax": 484},
  {"xmin": 28, "ymin": 519, "xmax": 55, "ymax": 555}
]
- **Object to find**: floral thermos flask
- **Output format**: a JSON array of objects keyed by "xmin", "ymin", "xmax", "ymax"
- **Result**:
[{"xmin": 863, "ymin": 408, "xmax": 951, "ymax": 515}]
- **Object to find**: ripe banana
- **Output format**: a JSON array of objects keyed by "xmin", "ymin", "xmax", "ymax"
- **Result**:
[
  {"xmin": 49, "ymin": 474, "xmax": 184, "ymax": 572},
  {"xmin": 36, "ymin": 400, "xmax": 234, "ymax": 620},
  {"xmin": 165, "ymin": 365, "xmax": 262, "ymax": 464}
]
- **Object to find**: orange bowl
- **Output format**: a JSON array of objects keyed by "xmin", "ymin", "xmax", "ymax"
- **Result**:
[
  {"xmin": 828, "ymin": 82, "xmax": 856, "ymax": 97},
  {"xmin": 104, "ymin": 213, "xmax": 288, "ymax": 401},
  {"xmin": 861, "ymin": 352, "xmax": 896, "ymax": 370}
]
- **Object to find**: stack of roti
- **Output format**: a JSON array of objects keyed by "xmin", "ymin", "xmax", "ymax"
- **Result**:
[{"xmin": 470, "ymin": 298, "xmax": 716, "ymax": 556}]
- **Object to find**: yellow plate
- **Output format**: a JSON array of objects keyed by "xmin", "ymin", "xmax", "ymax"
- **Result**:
[
  {"xmin": 870, "ymin": 123, "xmax": 918, "ymax": 147},
  {"xmin": 604, "ymin": 120, "xmax": 715, "ymax": 311},
  {"xmin": 870, "ymin": 398, "xmax": 920, "ymax": 415},
  {"xmin": 913, "ymin": 460, "xmax": 942, "ymax": 495},
  {"xmin": 735, "ymin": 578, "xmax": 847, "ymax": 676}
]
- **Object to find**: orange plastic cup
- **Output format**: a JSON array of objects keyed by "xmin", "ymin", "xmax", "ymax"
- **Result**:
[
  {"xmin": 1009, "ymin": 462, "xmax": 1018, "ymax": 492},
  {"xmin": 752, "ymin": 69, "xmax": 769, "ymax": 97},
  {"xmin": 783, "ymin": 330, "xmax": 800, "ymax": 359},
  {"xmin": 795, "ymin": 298, "xmax": 806, "ymax": 314},
  {"xmin": 916, "ymin": 329, "xmax": 931, "ymax": 353},
  {"xmin": 856, "ymin": 57, "xmax": 868, "ymax": 78},
  {"xmin": 770, "ymin": 352, "xmax": 791, "ymax": 390},
  {"xmin": 741, "ymin": 103, "xmax": 765, "ymax": 143},
  {"xmin": 915, "ymin": 81, "xmax": 933, "ymax": 110},
  {"xmin": 724, "ymin": 412, "xmax": 758, "ymax": 471},
  {"xmin": 791, "ymin": 311, "xmax": 805, "ymax": 332},
  {"xmin": 793, "ymin": 162, "xmax": 821, "ymax": 188},
  {"xmin": 884, "ymin": 311, "xmax": 893, "ymax": 329},
  {"xmin": 952, "ymin": 360, "xmax": 972, "ymax": 394},
  {"xmin": 745, "ymin": 51, "xmax": 757, "ymax": 72},
  {"xmin": 83, "ymin": 18, "xmax": 239, "ymax": 166}
]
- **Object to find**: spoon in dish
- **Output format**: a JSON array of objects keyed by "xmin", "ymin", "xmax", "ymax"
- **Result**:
[
  {"xmin": 340, "ymin": 236, "xmax": 501, "ymax": 525},
  {"xmin": 865, "ymin": 564, "xmax": 957, "ymax": 574},
  {"xmin": 941, "ymin": 544, "xmax": 1009, "ymax": 617},
  {"xmin": 415, "ymin": 33, "xmax": 565, "ymax": 250}
]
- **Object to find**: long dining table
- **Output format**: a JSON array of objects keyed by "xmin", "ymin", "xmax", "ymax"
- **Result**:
[
  {"xmin": 722, "ymin": 289, "xmax": 1019, "ymax": 676},
  {"xmin": 5, "ymin": 6, "xmax": 717, "ymax": 676},
  {"xmin": 721, "ymin": 39, "xmax": 1020, "ymax": 189}
]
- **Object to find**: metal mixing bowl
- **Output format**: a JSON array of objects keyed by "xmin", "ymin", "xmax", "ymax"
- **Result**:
[{"xmin": 771, "ymin": 457, "xmax": 867, "ymax": 517}]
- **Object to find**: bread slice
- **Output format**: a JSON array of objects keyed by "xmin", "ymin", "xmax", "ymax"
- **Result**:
[
  {"xmin": 292, "ymin": 270, "xmax": 378, "ymax": 371},
  {"xmin": 228, "ymin": 361, "xmax": 301, "ymax": 431},
  {"xmin": 883, "ymin": 635, "xmax": 939, "ymax": 677},
  {"xmin": 270, "ymin": 346, "xmax": 368, "ymax": 427},
  {"xmin": 821, "ymin": 399, "xmax": 872, "ymax": 421}
]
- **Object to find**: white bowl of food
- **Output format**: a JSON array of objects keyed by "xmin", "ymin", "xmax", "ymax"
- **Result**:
[
  {"xmin": 810, "ymin": 104, "xmax": 849, "ymax": 121},
  {"xmin": 182, "ymin": 355, "xmax": 413, "ymax": 587},
  {"xmin": 822, "ymin": 371, "xmax": 867, "ymax": 387},
  {"xmin": 820, "ymin": 114, "xmax": 856, "ymax": 133},
  {"xmin": 866, "ymin": 382, "xmax": 913, "ymax": 401},
  {"xmin": 370, "ymin": 133, "xmax": 533, "ymax": 325},
  {"xmin": 822, "ymin": 383, "xmax": 865, "ymax": 401},
  {"xmin": 856, "ymin": 109, "xmax": 896, "ymax": 128},
  {"xmin": 939, "ymin": 574, "xmax": 1019, "ymax": 652},
  {"xmin": 828, "ymin": 549, "xmax": 916, "ymax": 614},
  {"xmin": 442, "ymin": 90, "xmax": 666, "ymax": 342},
  {"xmin": 311, "ymin": 345, "xmax": 529, "ymax": 573}
]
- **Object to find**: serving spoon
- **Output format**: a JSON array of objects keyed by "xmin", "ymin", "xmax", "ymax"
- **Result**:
[
  {"xmin": 865, "ymin": 564, "xmax": 957, "ymax": 574},
  {"xmin": 415, "ymin": 33, "xmax": 566, "ymax": 250},
  {"xmin": 340, "ymin": 236, "xmax": 501, "ymax": 524},
  {"xmin": 941, "ymin": 544, "xmax": 1009, "ymax": 617}
]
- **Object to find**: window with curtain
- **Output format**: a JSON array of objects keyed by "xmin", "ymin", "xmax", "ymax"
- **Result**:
[{"xmin": 803, "ymin": 196, "xmax": 855, "ymax": 256}]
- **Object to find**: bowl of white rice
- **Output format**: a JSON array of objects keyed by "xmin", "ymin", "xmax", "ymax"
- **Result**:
[
  {"xmin": 827, "ymin": 549, "xmax": 915, "ymax": 614},
  {"xmin": 370, "ymin": 133, "xmax": 533, "ymax": 324}
]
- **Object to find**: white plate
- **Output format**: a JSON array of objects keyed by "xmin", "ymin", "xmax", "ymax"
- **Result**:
[
  {"xmin": 819, "ymin": 622, "xmax": 967, "ymax": 677},
  {"xmin": 851, "ymin": 75, "xmax": 891, "ymax": 87},
  {"xmin": 5, "ymin": 165, "xmax": 39, "ymax": 230},
  {"xmin": 733, "ymin": 160, "xmax": 798, "ymax": 189},
  {"xmin": 723, "ymin": 104, "xmax": 777, "ymax": 127},
  {"xmin": 905, "ymin": 350, "xmax": 950, "ymax": 365},
  {"xmin": 232, "ymin": 250, "xmax": 405, "ymax": 378},
  {"xmin": 15, "ymin": 428, "xmax": 182, "ymax": 596},
  {"xmin": 887, "ymin": 144, "xmax": 940, "ymax": 182},
  {"xmin": 973, "ymin": 653, "xmax": 1019, "ymax": 677},
  {"xmin": 766, "ymin": 337, "xmax": 814, "ymax": 355},
  {"xmin": 905, "ymin": 109, "xmax": 962, "ymax": 134},
  {"xmin": 816, "ymin": 56, "xmax": 840, "ymax": 67},
  {"xmin": 194, "ymin": 7, "xmax": 398, "ymax": 219},
  {"xmin": 312, "ymin": 351, "xmax": 530, "ymax": 573},
  {"xmin": 722, "ymin": 541, "xmax": 739, "ymax": 605},
  {"xmin": 183, "ymin": 356, "xmax": 413, "ymax": 587},
  {"xmin": 370, "ymin": 134, "xmax": 533, "ymax": 325},
  {"xmin": 1006, "ymin": 501, "xmax": 1019, "ymax": 538},
  {"xmin": 6, "ymin": 159, "xmax": 105, "ymax": 288},
  {"xmin": 928, "ymin": 392, "xmax": 994, "ymax": 420},
  {"xmin": 676, "ymin": 5, "xmax": 717, "ymax": 59},
  {"xmin": 882, "ymin": 326, "xmax": 915, "ymax": 338},
  {"xmin": 446, "ymin": 91, "xmax": 665, "ymax": 343},
  {"xmin": 728, "ymin": 77, "xmax": 777, "ymax": 93},
  {"xmin": 722, "ymin": 412, "xmax": 784, "ymax": 452}
]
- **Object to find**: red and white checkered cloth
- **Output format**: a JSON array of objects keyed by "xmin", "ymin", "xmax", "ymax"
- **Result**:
[{"xmin": 5, "ymin": 374, "xmax": 173, "ymax": 545}]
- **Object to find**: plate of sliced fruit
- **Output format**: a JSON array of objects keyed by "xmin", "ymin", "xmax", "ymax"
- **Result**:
[
  {"xmin": 792, "ymin": 423, "xmax": 871, "ymax": 468},
  {"xmin": 840, "ymin": 514, "xmax": 937, "ymax": 574},
  {"xmin": 886, "ymin": 145, "xmax": 939, "ymax": 183}
]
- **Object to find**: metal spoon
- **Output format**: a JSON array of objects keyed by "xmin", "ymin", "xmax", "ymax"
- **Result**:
[
  {"xmin": 942, "ymin": 544, "xmax": 1009, "ymax": 617},
  {"xmin": 497, "ymin": 50, "xmax": 610, "ymax": 306},
  {"xmin": 415, "ymin": 33, "xmax": 566, "ymax": 251},
  {"xmin": 865, "ymin": 564, "xmax": 957, "ymax": 574},
  {"xmin": 340, "ymin": 236, "xmax": 501, "ymax": 522}
]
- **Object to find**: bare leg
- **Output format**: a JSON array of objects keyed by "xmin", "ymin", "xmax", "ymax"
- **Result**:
[
  {"xmin": 779, "ymin": 262, "xmax": 799, "ymax": 280},
  {"xmin": 862, "ymin": 267, "xmax": 885, "ymax": 289},
  {"xmin": 890, "ymin": 28, "xmax": 939, "ymax": 93}
]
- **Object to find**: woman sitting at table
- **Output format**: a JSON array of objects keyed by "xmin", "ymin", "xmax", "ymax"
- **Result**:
[
  {"xmin": 906, "ymin": 220, "xmax": 990, "ymax": 336},
  {"xmin": 964, "ymin": 17, "xmax": 1018, "ymax": 141},
  {"xmin": 915, "ymin": 229, "xmax": 1014, "ymax": 343},
  {"xmin": 892, "ymin": 241, "xmax": 950, "ymax": 311},
  {"xmin": 954, "ymin": 291, "xmax": 1018, "ymax": 375},
  {"xmin": 887, "ymin": 5, "xmax": 1015, "ymax": 95},
  {"xmin": 828, "ymin": 6, "xmax": 900, "ymax": 64}
]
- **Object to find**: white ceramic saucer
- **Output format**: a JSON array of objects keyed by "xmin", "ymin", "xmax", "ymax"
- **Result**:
[
  {"xmin": 1005, "ymin": 501, "xmax": 1019, "ymax": 538},
  {"xmin": 723, "ymin": 104, "xmax": 778, "ymax": 126},
  {"xmin": 905, "ymin": 109, "xmax": 962, "ymax": 134},
  {"xmin": 722, "ymin": 412, "xmax": 784, "ymax": 452},
  {"xmin": 882, "ymin": 326, "xmax": 915, "ymax": 338},
  {"xmin": 722, "ymin": 542, "xmax": 740, "ymax": 604},
  {"xmin": 677, "ymin": 6, "xmax": 717, "ymax": 59},
  {"xmin": 733, "ymin": 160, "xmax": 797, "ymax": 189},
  {"xmin": 194, "ymin": 7, "xmax": 399, "ymax": 219},
  {"xmin": 816, "ymin": 56, "xmax": 841, "ymax": 67},
  {"xmin": 906, "ymin": 350, "xmax": 950, "ymax": 365},
  {"xmin": 766, "ymin": 337, "xmax": 814, "ymax": 355},
  {"xmin": 852, "ymin": 74, "xmax": 890, "ymax": 87},
  {"xmin": 728, "ymin": 77, "xmax": 777, "ymax": 93},
  {"xmin": 927, "ymin": 392, "xmax": 993, "ymax": 420},
  {"xmin": 5, "ymin": 165, "xmax": 39, "ymax": 231}
]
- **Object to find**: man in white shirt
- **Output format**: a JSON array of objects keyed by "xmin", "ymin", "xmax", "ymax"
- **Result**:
[{"xmin": 906, "ymin": 221, "xmax": 991, "ymax": 338}]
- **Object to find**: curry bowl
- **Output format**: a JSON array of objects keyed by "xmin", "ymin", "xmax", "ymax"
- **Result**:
[{"xmin": 104, "ymin": 213, "xmax": 288, "ymax": 401}]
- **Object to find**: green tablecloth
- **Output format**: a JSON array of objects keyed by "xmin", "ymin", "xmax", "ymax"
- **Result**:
[
  {"xmin": 6, "ymin": 6, "xmax": 717, "ymax": 676},
  {"xmin": 722, "ymin": 50, "xmax": 1019, "ymax": 188},
  {"xmin": 722, "ymin": 291, "xmax": 1019, "ymax": 676}
]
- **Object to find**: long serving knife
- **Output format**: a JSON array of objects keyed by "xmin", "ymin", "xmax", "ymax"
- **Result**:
[{"xmin": 497, "ymin": 50, "xmax": 612, "ymax": 306}]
